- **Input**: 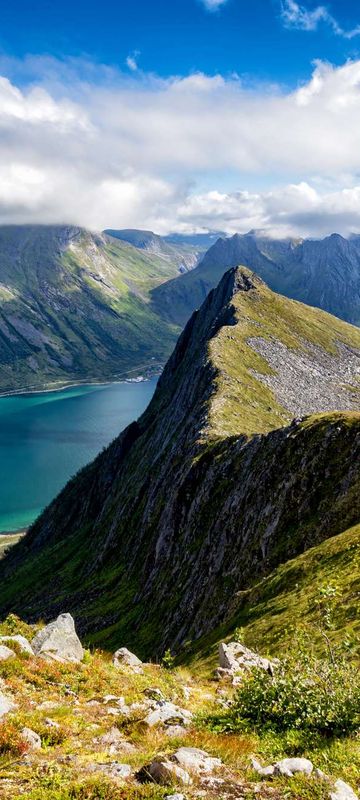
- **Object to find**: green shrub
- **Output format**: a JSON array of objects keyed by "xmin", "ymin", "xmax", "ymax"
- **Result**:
[{"xmin": 229, "ymin": 646, "xmax": 360, "ymax": 737}]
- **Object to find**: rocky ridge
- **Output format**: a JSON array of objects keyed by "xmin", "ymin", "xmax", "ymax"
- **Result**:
[{"xmin": 0, "ymin": 267, "xmax": 359, "ymax": 656}]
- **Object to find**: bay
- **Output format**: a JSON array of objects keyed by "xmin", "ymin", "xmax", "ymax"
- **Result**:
[{"xmin": 0, "ymin": 379, "xmax": 157, "ymax": 533}]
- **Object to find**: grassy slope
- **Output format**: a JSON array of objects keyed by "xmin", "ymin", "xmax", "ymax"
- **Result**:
[
  {"xmin": 207, "ymin": 275, "xmax": 360, "ymax": 437},
  {"xmin": 0, "ymin": 227, "xmax": 181, "ymax": 392},
  {"xmin": 185, "ymin": 521, "xmax": 360, "ymax": 674}
]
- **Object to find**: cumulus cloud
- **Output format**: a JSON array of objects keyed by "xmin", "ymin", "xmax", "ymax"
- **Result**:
[
  {"xmin": 280, "ymin": 0, "xmax": 360, "ymax": 39},
  {"xmin": 2, "ymin": 57, "xmax": 360, "ymax": 235}
]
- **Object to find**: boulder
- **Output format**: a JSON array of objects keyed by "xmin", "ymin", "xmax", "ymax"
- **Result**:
[
  {"xmin": 274, "ymin": 758, "xmax": 313, "ymax": 777},
  {"xmin": 0, "ymin": 691, "xmax": 16, "ymax": 718},
  {"xmin": 146, "ymin": 759, "xmax": 192, "ymax": 786},
  {"xmin": 31, "ymin": 613, "xmax": 84, "ymax": 663},
  {"xmin": 21, "ymin": 727, "xmax": 42, "ymax": 751},
  {"xmin": 145, "ymin": 700, "xmax": 192, "ymax": 728},
  {"xmin": 251, "ymin": 756, "xmax": 313, "ymax": 778},
  {"xmin": 0, "ymin": 635, "xmax": 34, "ymax": 655},
  {"xmin": 173, "ymin": 747, "xmax": 222, "ymax": 775},
  {"xmin": 219, "ymin": 642, "xmax": 274, "ymax": 675},
  {"xmin": 113, "ymin": 647, "xmax": 143, "ymax": 673},
  {"xmin": 330, "ymin": 779, "xmax": 359, "ymax": 800},
  {"xmin": 0, "ymin": 645, "xmax": 15, "ymax": 661}
]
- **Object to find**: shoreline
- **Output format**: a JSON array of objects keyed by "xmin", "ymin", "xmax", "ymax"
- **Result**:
[{"xmin": 0, "ymin": 362, "xmax": 164, "ymax": 399}]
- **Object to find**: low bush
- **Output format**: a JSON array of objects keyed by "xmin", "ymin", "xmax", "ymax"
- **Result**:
[{"xmin": 226, "ymin": 644, "xmax": 360, "ymax": 737}]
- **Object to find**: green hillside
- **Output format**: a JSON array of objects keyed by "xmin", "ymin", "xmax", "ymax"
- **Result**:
[
  {"xmin": 185, "ymin": 521, "xmax": 360, "ymax": 673},
  {"xmin": 0, "ymin": 225, "xmax": 181, "ymax": 393}
]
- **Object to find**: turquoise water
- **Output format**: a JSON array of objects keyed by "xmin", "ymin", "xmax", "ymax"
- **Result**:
[{"xmin": 0, "ymin": 379, "xmax": 157, "ymax": 533}]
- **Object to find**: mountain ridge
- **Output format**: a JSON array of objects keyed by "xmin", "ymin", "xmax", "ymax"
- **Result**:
[
  {"xmin": 151, "ymin": 230, "xmax": 360, "ymax": 328},
  {"xmin": 0, "ymin": 266, "xmax": 359, "ymax": 657}
]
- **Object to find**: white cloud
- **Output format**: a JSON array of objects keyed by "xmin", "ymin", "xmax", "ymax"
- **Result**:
[
  {"xmin": 2, "ymin": 57, "xmax": 360, "ymax": 235},
  {"xmin": 280, "ymin": 0, "xmax": 360, "ymax": 39},
  {"xmin": 126, "ymin": 51, "xmax": 140, "ymax": 72},
  {"xmin": 199, "ymin": 0, "xmax": 229, "ymax": 12}
]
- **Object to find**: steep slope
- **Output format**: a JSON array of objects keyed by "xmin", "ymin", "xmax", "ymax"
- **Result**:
[
  {"xmin": 0, "ymin": 267, "xmax": 359, "ymax": 657},
  {"xmin": 104, "ymin": 228, "xmax": 210, "ymax": 273},
  {"xmin": 0, "ymin": 225, "xmax": 180, "ymax": 392},
  {"xmin": 186, "ymin": 521, "xmax": 360, "ymax": 673},
  {"xmin": 151, "ymin": 231, "xmax": 360, "ymax": 327}
]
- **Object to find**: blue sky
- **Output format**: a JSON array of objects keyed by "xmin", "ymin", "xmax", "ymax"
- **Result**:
[
  {"xmin": 2, "ymin": 0, "xmax": 360, "ymax": 86},
  {"xmin": 1, "ymin": 0, "xmax": 360, "ymax": 237}
]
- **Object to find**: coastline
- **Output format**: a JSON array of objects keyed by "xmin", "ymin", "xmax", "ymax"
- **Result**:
[{"xmin": 0, "ymin": 362, "xmax": 164, "ymax": 399}]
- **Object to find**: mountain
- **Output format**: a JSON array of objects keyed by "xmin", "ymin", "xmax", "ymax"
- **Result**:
[
  {"xmin": 151, "ymin": 231, "xmax": 360, "ymax": 327},
  {"xmin": 104, "ymin": 228, "xmax": 214, "ymax": 273},
  {"xmin": 0, "ymin": 225, "xmax": 181, "ymax": 393},
  {"xmin": 0, "ymin": 266, "xmax": 359, "ymax": 657}
]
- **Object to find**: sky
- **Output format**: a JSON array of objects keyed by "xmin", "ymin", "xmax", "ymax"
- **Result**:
[{"xmin": 1, "ymin": 0, "xmax": 360, "ymax": 237}]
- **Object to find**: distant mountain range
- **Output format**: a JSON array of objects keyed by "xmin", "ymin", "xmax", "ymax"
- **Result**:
[
  {"xmin": 152, "ymin": 231, "xmax": 360, "ymax": 327},
  {"xmin": 0, "ymin": 225, "xmax": 359, "ymax": 393},
  {"xmin": 104, "ymin": 228, "xmax": 218, "ymax": 273},
  {"xmin": 1, "ymin": 266, "xmax": 359, "ymax": 653}
]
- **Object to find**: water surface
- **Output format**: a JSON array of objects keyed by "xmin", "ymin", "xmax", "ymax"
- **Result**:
[{"xmin": 0, "ymin": 379, "xmax": 156, "ymax": 532}]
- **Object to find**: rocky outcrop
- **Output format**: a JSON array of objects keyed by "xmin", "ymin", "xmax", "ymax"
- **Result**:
[
  {"xmin": 217, "ymin": 642, "xmax": 275, "ymax": 679},
  {"xmin": 31, "ymin": 613, "xmax": 84, "ymax": 663}
]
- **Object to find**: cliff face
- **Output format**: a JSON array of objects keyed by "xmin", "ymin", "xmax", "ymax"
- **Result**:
[{"xmin": 0, "ymin": 267, "xmax": 359, "ymax": 657}]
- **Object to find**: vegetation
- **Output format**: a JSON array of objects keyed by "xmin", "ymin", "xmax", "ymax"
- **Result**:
[
  {"xmin": 0, "ymin": 612, "xmax": 358, "ymax": 800},
  {"xmin": 0, "ymin": 226, "xmax": 182, "ymax": 393}
]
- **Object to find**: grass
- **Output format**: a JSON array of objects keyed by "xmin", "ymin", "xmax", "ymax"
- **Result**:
[
  {"xmin": 0, "ymin": 614, "xmax": 358, "ymax": 800},
  {"xmin": 183, "ymin": 522, "xmax": 360, "ymax": 673},
  {"xmin": 208, "ymin": 272, "xmax": 360, "ymax": 437}
]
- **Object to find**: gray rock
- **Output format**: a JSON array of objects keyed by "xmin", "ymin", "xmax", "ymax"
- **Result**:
[
  {"xmin": 113, "ymin": 647, "xmax": 143, "ymax": 673},
  {"xmin": 173, "ymin": 747, "xmax": 222, "ymax": 775},
  {"xmin": 330, "ymin": 779, "xmax": 359, "ymax": 800},
  {"xmin": 31, "ymin": 613, "xmax": 84, "ymax": 663},
  {"xmin": 0, "ymin": 645, "xmax": 15, "ymax": 661},
  {"xmin": 274, "ymin": 758, "xmax": 313, "ymax": 777},
  {"xmin": 143, "ymin": 687, "xmax": 165, "ymax": 701},
  {"xmin": 165, "ymin": 795, "xmax": 185, "ymax": 800},
  {"xmin": 107, "ymin": 763, "xmax": 132, "ymax": 779},
  {"xmin": 0, "ymin": 691, "xmax": 16, "ymax": 718},
  {"xmin": 219, "ymin": 642, "xmax": 274, "ymax": 675},
  {"xmin": 94, "ymin": 761, "xmax": 132, "ymax": 780},
  {"xmin": 0, "ymin": 635, "xmax": 34, "ymax": 655},
  {"xmin": 251, "ymin": 756, "xmax": 313, "ymax": 778},
  {"xmin": 147, "ymin": 759, "xmax": 192, "ymax": 786},
  {"xmin": 251, "ymin": 757, "xmax": 275, "ymax": 777},
  {"xmin": 21, "ymin": 727, "xmax": 42, "ymax": 751},
  {"xmin": 164, "ymin": 725, "xmax": 188, "ymax": 738},
  {"xmin": 145, "ymin": 701, "xmax": 192, "ymax": 728}
]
